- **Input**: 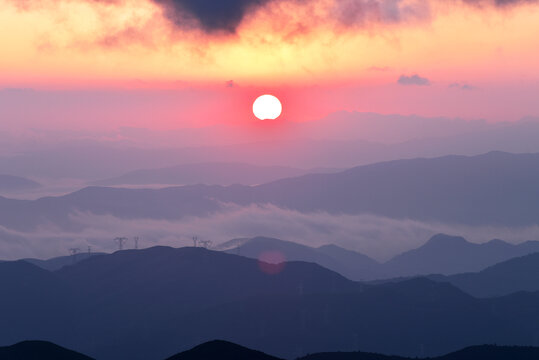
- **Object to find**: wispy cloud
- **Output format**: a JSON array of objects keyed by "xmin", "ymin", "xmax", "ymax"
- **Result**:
[
  {"xmin": 449, "ymin": 82, "xmax": 477, "ymax": 90},
  {"xmin": 398, "ymin": 74, "xmax": 431, "ymax": 86},
  {"xmin": 2, "ymin": 204, "xmax": 539, "ymax": 262}
]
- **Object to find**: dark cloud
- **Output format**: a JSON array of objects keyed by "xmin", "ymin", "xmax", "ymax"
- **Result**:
[
  {"xmin": 464, "ymin": 0, "xmax": 539, "ymax": 7},
  {"xmin": 225, "ymin": 80, "xmax": 237, "ymax": 88},
  {"xmin": 397, "ymin": 74, "xmax": 431, "ymax": 86},
  {"xmin": 152, "ymin": 0, "xmax": 433, "ymax": 34},
  {"xmin": 335, "ymin": 0, "xmax": 431, "ymax": 27},
  {"xmin": 157, "ymin": 0, "xmax": 539, "ymax": 34},
  {"xmin": 153, "ymin": 0, "xmax": 272, "ymax": 33},
  {"xmin": 154, "ymin": 0, "xmax": 539, "ymax": 33}
]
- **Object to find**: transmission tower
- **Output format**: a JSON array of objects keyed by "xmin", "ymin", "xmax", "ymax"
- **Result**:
[
  {"xmin": 198, "ymin": 240, "xmax": 212, "ymax": 249},
  {"xmin": 133, "ymin": 236, "xmax": 140, "ymax": 249},
  {"xmin": 192, "ymin": 236, "xmax": 198, "ymax": 247},
  {"xmin": 114, "ymin": 237, "xmax": 128, "ymax": 251},
  {"xmin": 69, "ymin": 248, "xmax": 80, "ymax": 264}
]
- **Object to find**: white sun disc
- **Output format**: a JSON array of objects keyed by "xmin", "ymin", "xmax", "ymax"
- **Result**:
[{"xmin": 253, "ymin": 95, "xmax": 282, "ymax": 120}]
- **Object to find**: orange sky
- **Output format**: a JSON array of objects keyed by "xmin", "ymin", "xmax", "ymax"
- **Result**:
[
  {"xmin": 1, "ymin": 0, "xmax": 539, "ymax": 126},
  {"xmin": 2, "ymin": 0, "xmax": 539, "ymax": 86}
]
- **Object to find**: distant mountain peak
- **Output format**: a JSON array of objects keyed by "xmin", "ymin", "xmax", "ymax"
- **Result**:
[
  {"xmin": 424, "ymin": 234, "xmax": 469, "ymax": 247},
  {"xmin": 0, "ymin": 174, "xmax": 41, "ymax": 192},
  {"xmin": 382, "ymin": 233, "xmax": 539, "ymax": 278},
  {"xmin": 485, "ymin": 238, "xmax": 510, "ymax": 246}
]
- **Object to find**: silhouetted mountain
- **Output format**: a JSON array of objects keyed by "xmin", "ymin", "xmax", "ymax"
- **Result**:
[
  {"xmin": 52, "ymin": 246, "xmax": 359, "ymax": 359},
  {"xmin": 437, "ymin": 345, "xmax": 539, "ymax": 360},
  {"xmin": 223, "ymin": 237, "xmax": 381, "ymax": 281},
  {"xmin": 384, "ymin": 234, "xmax": 539, "ymax": 278},
  {"xmin": 0, "ymin": 174, "xmax": 41, "ymax": 193},
  {"xmin": 0, "ymin": 261, "xmax": 76, "ymax": 345},
  {"xmin": 180, "ymin": 276, "xmax": 536, "ymax": 359},
  {"xmin": 165, "ymin": 340, "xmax": 281, "ymax": 360},
  {"xmin": 3, "ymin": 247, "xmax": 539, "ymax": 360},
  {"xmin": 298, "ymin": 345, "xmax": 539, "ymax": 360},
  {"xmin": 4, "ymin": 340, "xmax": 537, "ymax": 360},
  {"xmin": 246, "ymin": 151, "xmax": 539, "ymax": 227},
  {"xmin": 221, "ymin": 234, "xmax": 539, "ymax": 281},
  {"xmin": 93, "ymin": 162, "xmax": 339, "ymax": 186},
  {"xmin": 0, "ymin": 341, "xmax": 94, "ymax": 360},
  {"xmin": 0, "ymin": 185, "xmax": 226, "ymax": 231},
  {"xmin": 23, "ymin": 252, "xmax": 106, "ymax": 271},
  {"xmin": 431, "ymin": 252, "xmax": 539, "ymax": 297},
  {"xmin": 300, "ymin": 351, "xmax": 407, "ymax": 360},
  {"xmin": 2, "ymin": 152, "xmax": 539, "ymax": 232},
  {"xmin": 316, "ymin": 244, "xmax": 383, "ymax": 280}
]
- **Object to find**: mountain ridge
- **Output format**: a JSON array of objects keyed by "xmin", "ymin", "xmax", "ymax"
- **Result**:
[
  {"xmin": 0, "ymin": 174, "xmax": 41, "ymax": 193},
  {"xmin": 2, "ymin": 246, "xmax": 539, "ymax": 359},
  {"xmin": 431, "ymin": 252, "xmax": 539, "ymax": 297},
  {"xmin": 2, "ymin": 151, "xmax": 539, "ymax": 233},
  {"xmin": 220, "ymin": 234, "xmax": 539, "ymax": 280},
  {"xmin": 92, "ymin": 162, "xmax": 340, "ymax": 187}
]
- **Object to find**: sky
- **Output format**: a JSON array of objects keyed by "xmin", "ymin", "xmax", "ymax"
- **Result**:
[{"xmin": 1, "ymin": 0, "xmax": 539, "ymax": 131}]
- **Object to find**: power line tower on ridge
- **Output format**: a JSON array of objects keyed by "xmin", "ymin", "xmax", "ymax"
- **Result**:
[
  {"xmin": 114, "ymin": 237, "xmax": 128, "ymax": 251},
  {"xmin": 198, "ymin": 240, "xmax": 212, "ymax": 249},
  {"xmin": 69, "ymin": 248, "xmax": 80, "ymax": 264}
]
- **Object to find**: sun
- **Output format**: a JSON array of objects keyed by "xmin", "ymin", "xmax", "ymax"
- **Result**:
[{"xmin": 253, "ymin": 95, "xmax": 282, "ymax": 120}]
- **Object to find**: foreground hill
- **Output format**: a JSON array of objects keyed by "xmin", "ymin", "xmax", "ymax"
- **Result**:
[
  {"xmin": 53, "ymin": 246, "xmax": 360, "ymax": 359},
  {"xmin": 23, "ymin": 252, "xmax": 105, "ymax": 271},
  {"xmin": 93, "ymin": 162, "xmax": 337, "ymax": 186},
  {"xmin": 165, "ymin": 340, "xmax": 281, "ymax": 360},
  {"xmin": 0, "ymin": 341, "xmax": 93, "ymax": 360},
  {"xmin": 3, "ymin": 247, "xmax": 539, "ymax": 359},
  {"xmin": 0, "ymin": 261, "xmax": 77, "ymax": 345},
  {"xmin": 3, "ymin": 152, "xmax": 539, "ymax": 231},
  {"xmin": 3, "ymin": 340, "xmax": 539, "ymax": 360},
  {"xmin": 299, "ymin": 345, "xmax": 539, "ymax": 360},
  {"xmin": 169, "ymin": 341, "xmax": 539, "ymax": 360}
]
